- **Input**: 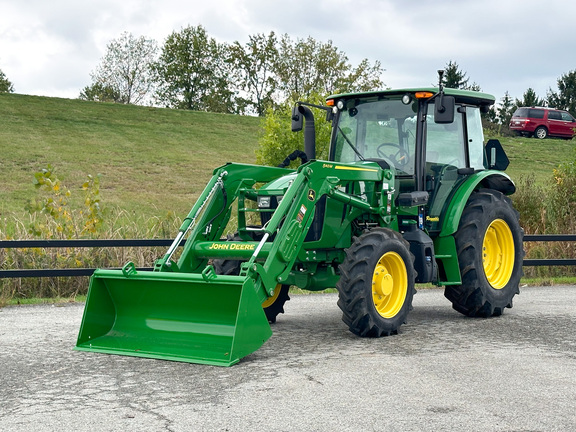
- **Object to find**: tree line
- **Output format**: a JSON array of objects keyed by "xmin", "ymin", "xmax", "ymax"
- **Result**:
[
  {"xmin": 78, "ymin": 27, "xmax": 384, "ymax": 116},
  {"xmin": 73, "ymin": 33, "xmax": 576, "ymax": 124},
  {"xmin": 2, "ymin": 29, "xmax": 575, "ymax": 126}
]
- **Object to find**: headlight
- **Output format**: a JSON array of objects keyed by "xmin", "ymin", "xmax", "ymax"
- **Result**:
[{"xmin": 257, "ymin": 196, "xmax": 271, "ymax": 208}]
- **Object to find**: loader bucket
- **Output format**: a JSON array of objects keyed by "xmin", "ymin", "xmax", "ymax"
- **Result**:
[{"xmin": 75, "ymin": 268, "xmax": 272, "ymax": 366}]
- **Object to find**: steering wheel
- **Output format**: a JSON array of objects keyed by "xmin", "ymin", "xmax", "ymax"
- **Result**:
[{"xmin": 376, "ymin": 143, "xmax": 410, "ymax": 167}]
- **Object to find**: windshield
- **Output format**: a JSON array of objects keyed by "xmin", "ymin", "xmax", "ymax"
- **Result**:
[{"xmin": 332, "ymin": 97, "xmax": 418, "ymax": 175}]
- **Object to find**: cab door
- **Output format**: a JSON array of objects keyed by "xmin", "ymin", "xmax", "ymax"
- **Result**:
[
  {"xmin": 424, "ymin": 105, "xmax": 484, "ymax": 233},
  {"xmin": 424, "ymin": 104, "xmax": 466, "ymax": 232}
]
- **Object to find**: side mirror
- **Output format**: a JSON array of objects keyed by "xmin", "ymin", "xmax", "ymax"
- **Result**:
[
  {"xmin": 434, "ymin": 95, "xmax": 455, "ymax": 124},
  {"xmin": 485, "ymin": 139, "xmax": 509, "ymax": 171},
  {"xmin": 291, "ymin": 106, "xmax": 303, "ymax": 132}
]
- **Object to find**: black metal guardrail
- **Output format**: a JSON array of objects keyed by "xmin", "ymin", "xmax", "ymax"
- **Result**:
[{"xmin": 0, "ymin": 235, "xmax": 575, "ymax": 279}]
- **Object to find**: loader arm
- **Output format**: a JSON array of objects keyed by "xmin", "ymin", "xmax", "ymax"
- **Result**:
[
  {"xmin": 241, "ymin": 160, "xmax": 392, "ymax": 302},
  {"xmin": 76, "ymin": 160, "xmax": 395, "ymax": 367},
  {"xmin": 154, "ymin": 163, "xmax": 293, "ymax": 273}
]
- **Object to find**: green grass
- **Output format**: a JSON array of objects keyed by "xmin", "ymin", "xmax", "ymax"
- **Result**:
[
  {"xmin": 495, "ymin": 135, "xmax": 575, "ymax": 185},
  {"xmin": 1, "ymin": 93, "xmax": 573, "ymax": 221},
  {"xmin": 0, "ymin": 93, "xmax": 261, "ymax": 218}
]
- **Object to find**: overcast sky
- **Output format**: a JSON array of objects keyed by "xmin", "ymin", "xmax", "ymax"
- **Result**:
[{"xmin": 1, "ymin": 0, "xmax": 575, "ymax": 104}]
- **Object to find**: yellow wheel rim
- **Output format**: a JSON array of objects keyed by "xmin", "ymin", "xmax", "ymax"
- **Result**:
[
  {"xmin": 262, "ymin": 284, "xmax": 282, "ymax": 308},
  {"xmin": 372, "ymin": 252, "xmax": 408, "ymax": 318},
  {"xmin": 482, "ymin": 219, "xmax": 515, "ymax": 289}
]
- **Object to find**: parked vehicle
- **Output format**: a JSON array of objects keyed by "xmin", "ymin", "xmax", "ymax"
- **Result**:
[{"xmin": 509, "ymin": 107, "xmax": 576, "ymax": 139}]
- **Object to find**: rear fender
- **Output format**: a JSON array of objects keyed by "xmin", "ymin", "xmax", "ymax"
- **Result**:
[
  {"xmin": 434, "ymin": 171, "xmax": 515, "ymax": 286},
  {"xmin": 439, "ymin": 171, "xmax": 515, "ymax": 237}
]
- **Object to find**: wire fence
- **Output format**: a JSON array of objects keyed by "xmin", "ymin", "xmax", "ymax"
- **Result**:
[{"xmin": 1, "ymin": 235, "xmax": 575, "ymax": 279}]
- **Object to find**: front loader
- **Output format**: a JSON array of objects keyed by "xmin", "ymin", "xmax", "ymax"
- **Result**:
[{"xmin": 76, "ymin": 73, "xmax": 524, "ymax": 366}]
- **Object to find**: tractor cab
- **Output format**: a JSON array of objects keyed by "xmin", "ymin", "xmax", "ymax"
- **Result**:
[{"xmin": 326, "ymin": 87, "xmax": 510, "ymax": 234}]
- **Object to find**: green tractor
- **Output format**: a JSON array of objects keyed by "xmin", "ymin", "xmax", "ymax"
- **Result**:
[{"xmin": 76, "ymin": 75, "xmax": 524, "ymax": 366}]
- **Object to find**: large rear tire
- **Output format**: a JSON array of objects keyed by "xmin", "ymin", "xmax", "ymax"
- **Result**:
[
  {"xmin": 337, "ymin": 228, "xmax": 416, "ymax": 337},
  {"xmin": 445, "ymin": 189, "xmax": 524, "ymax": 317}
]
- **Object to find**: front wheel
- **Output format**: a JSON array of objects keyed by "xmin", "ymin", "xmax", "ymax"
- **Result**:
[
  {"xmin": 337, "ymin": 228, "xmax": 416, "ymax": 337},
  {"xmin": 445, "ymin": 189, "xmax": 524, "ymax": 317}
]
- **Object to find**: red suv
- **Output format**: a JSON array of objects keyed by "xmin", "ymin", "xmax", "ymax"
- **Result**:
[{"xmin": 509, "ymin": 107, "xmax": 576, "ymax": 139}]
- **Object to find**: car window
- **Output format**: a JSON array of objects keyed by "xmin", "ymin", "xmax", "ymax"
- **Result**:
[
  {"xmin": 561, "ymin": 112, "xmax": 574, "ymax": 121},
  {"xmin": 548, "ymin": 111, "xmax": 562, "ymax": 120},
  {"xmin": 528, "ymin": 109, "xmax": 545, "ymax": 119},
  {"xmin": 512, "ymin": 108, "xmax": 528, "ymax": 118}
]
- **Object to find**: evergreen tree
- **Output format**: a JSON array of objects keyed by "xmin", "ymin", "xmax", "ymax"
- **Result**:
[
  {"xmin": 515, "ymin": 88, "xmax": 543, "ymax": 108},
  {"xmin": 442, "ymin": 60, "xmax": 481, "ymax": 91}
]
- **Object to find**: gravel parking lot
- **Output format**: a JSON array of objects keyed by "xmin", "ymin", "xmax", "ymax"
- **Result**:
[{"xmin": 1, "ymin": 286, "xmax": 575, "ymax": 431}]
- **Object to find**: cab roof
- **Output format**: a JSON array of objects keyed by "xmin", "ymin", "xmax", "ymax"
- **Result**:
[{"xmin": 327, "ymin": 87, "xmax": 496, "ymax": 107}]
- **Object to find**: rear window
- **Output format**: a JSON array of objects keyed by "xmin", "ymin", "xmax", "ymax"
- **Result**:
[
  {"xmin": 513, "ymin": 108, "xmax": 545, "ymax": 119},
  {"xmin": 512, "ymin": 108, "xmax": 529, "ymax": 118}
]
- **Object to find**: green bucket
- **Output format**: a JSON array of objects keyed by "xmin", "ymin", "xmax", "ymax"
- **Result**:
[{"xmin": 75, "ymin": 268, "xmax": 272, "ymax": 366}]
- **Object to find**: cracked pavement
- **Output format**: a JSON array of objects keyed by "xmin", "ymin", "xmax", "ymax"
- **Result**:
[{"xmin": 1, "ymin": 286, "xmax": 576, "ymax": 431}]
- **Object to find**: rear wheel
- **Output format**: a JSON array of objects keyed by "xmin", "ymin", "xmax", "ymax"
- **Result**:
[
  {"xmin": 337, "ymin": 228, "xmax": 416, "ymax": 337},
  {"xmin": 445, "ymin": 189, "xmax": 524, "ymax": 317},
  {"xmin": 213, "ymin": 257, "xmax": 290, "ymax": 323},
  {"xmin": 534, "ymin": 126, "xmax": 548, "ymax": 139}
]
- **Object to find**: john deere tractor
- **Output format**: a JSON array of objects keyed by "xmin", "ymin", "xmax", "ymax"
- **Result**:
[{"xmin": 76, "ymin": 74, "xmax": 524, "ymax": 366}]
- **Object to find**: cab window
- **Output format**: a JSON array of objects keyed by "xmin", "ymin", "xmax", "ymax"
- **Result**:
[
  {"xmin": 425, "ymin": 104, "xmax": 465, "ymax": 168},
  {"xmin": 333, "ymin": 98, "xmax": 418, "ymax": 175}
]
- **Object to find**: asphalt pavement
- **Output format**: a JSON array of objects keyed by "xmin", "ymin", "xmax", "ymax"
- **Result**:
[{"xmin": 1, "ymin": 286, "xmax": 575, "ymax": 431}]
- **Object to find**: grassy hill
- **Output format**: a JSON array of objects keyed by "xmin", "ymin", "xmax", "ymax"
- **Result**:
[
  {"xmin": 1, "ymin": 93, "xmax": 573, "ymax": 224},
  {"xmin": 0, "ymin": 93, "xmax": 261, "ymax": 219}
]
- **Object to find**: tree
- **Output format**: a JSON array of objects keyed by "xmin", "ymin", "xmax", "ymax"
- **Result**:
[
  {"xmin": 442, "ymin": 60, "xmax": 481, "ymax": 91},
  {"xmin": 153, "ymin": 25, "xmax": 235, "ymax": 113},
  {"xmin": 515, "ymin": 87, "xmax": 544, "ymax": 108},
  {"xmin": 257, "ymin": 35, "xmax": 384, "ymax": 167},
  {"xmin": 83, "ymin": 32, "xmax": 158, "ymax": 105},
  {"xmin": 79, "ymin": 83, "xmax": 121, "ymax": 103},
  {"xmin": 547, "ymin": 70, "xmax": 576, "ymax": 115},
  {"xmin": 229, "ymin": 32, "xmax": 279, "ymax": 116},
  {"xmin": 273, "ymin": 35, "xmax": 384, "ymax": 102},
  {"xmin": 338, "ymin": 58, "xmax": 385, "ymax": 94},
  {"xmin": 0, "ymin": 68, "xmax": 14, "ymax": 93},
  {"xmin": 496, "ymin": 91, "xmax": 515, "ymax": 134},
  {"xmin": 256, "ymin": 91, "xmax": 333, "ymax": 167}
]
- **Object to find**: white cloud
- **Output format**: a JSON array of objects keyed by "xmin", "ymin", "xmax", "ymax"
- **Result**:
[{"xmin": 1, "ymin": 0, "xmax": 575, "ymax": 100}]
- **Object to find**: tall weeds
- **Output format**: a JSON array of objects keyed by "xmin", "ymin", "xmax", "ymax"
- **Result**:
[
  {"xmin": 511, "ymin": 149, "xmax": 576, "ymax": 278},
  {"xmin": 0, "ymin": 167, "xmax": 183, "ymax": 305}
]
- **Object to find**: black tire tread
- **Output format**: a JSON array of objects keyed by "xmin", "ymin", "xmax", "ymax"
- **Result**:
[
  {"xmin": 337, "ymin": 228, "xmax": 416, "ymax": 337},
  {"xmin": 444, "ymin": 189, "xmax": 524, "ymax": 317}
]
